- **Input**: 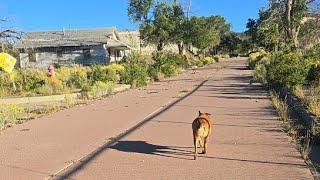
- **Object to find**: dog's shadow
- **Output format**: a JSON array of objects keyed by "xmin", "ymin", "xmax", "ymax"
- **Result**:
[
  {"xmin": 110, "ymin": 141, "xmax": 195, "ymax": 160},
  {"xmin": 109, "ymin": 141, "xmax": 309, "ymax": 168}
]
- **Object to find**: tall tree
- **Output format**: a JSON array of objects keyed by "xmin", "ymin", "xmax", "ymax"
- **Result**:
[
  {"xmin": 129, "ymin": 0, "xmax": 187, "ymax": 52},
  {"xmin": 128, "ymin": 0, "xmax": 230, "ymax": 54},
  {"xmin": 284, "ymin": 0, "xmax": 308, "ymax": 47},
  {"xmin": 128, "ymin": 0, "xmax": 153, "ymax": 23},
  {"xmin": 186, "ymin": 16, "xmax": 220, "ymax": 53},
  {"xmin": 245, "ymin": 19, "xmax": 258, "ymax": 42},
  {"xmin": 248, "ymin": 0, "xmax": 314, "ymax": 50},
  {"xmin": 139, "ymin": 2, "xmax": 180, "ymax": 51},
  {"xmin": 0, "ymin": 19, "xmax": 21, "ymax": 55}
]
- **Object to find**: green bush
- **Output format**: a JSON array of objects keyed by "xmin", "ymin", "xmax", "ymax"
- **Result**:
[
  {"xmin": 148, "ymin": 66, "xmax": 164, "ymax": 81},
  {"xmin": 169, "ymin": 54, "xmax": 189, "ymax": 68},
  {"xmin": 21, "ymin": 69, "xmax": 46, "ymax": 91},
  {"xmin": 35, "ymin": 77, "xmax": 65, "ymax": 95},
  {"xmin": 121, "ymin": 61, "xmax": 149, "ymax": 88},
  {"xmin": 68, "ymin": 70, "xmax": 88, "ymax": 89},
  {"xmin": 213, "ymin": 55, "xmax": 220, "ymax": 62},
  {"xmin": 0, "ymin": 52, "xmax": 196, "ymax": 97},
  {"xmin": 56, "ymin": 66, "xmax": 88, "ymax": 86},
  {"xmin": 218, "ymin": 54, "xmax": 230, "ymax": 59},
  {"xmin": 89, "ymin": 81, "xmax": 115, "ymax": 98},
  {"xmin": 87, "ymin": 65, "xmax": 119, "ymax": 84},
  {"xmin": 152, "ymin": 53, "xmax": 186, "ymax": 78},
  {"xmin": 195, "ymin": 60, "xmax": 204, "ymax": 67},
  {"xmin": 306, "ymin": 59, "xmax": 320, "ymax": 84},
  {"xmin": 229, "ymin": 52, "xmax": 239, "ymax": 58},
  {"xmin": 201, "ymin": 56, "xmax": 215, "ymax": 65},
  {"xmin": 0, "ymin": 71, "xmax": 24, "ymax": 97},
  {"xmin": 253, "ymin": 55, "xmax": 271, "ymax": 84},
  {"xmin": 248, "ymin": 50, "xmax": 269, "ymax": 69},
  {"xmin": 106, "ymin": 64, "xmax": 125, "ymax": 78},
  {"xmin": 254, "ymin": 63, "xmax": 267, "ymax": 84},
  {"xmin": 267, "ymin": 52, "xmax": 309, "ymax": 89},
  {"xmin": 161, "ymin": 64, "xmax": 177, "ymax": 77}
]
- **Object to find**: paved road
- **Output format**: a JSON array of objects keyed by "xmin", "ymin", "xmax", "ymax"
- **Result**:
[{"xmin": 0, "ymin": 59, "xmax": 313, "ymax": 179}]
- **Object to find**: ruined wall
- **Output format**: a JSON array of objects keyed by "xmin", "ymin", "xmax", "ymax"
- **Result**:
[
  {"xmin": 20, "ymin": 45, "xmax": 109, "ymax": 68},
  {"xmin": 140, "ymin": 43, "xmax": 179, "ymax": 55}
]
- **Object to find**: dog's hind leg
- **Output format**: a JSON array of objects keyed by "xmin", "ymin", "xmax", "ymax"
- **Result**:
[
  {"xmin": 198, "ymin": 138, "xmax": 203, "ymax": 148},
  {"xmin": 193, "ymin": 135, "xmax": 198, "ymax": 160},
  {"xmin": 203, "ymin": 136, "xmax": 209, "ymax": 154}
]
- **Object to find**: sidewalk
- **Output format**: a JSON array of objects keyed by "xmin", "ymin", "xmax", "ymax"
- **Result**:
[
  {"xmin": 56, "ymin": 59, "xmax": 314, "ymax": 180},
  {"xmin": 0, "ymin": 60, "xmax": 224, "ymax": 179}
]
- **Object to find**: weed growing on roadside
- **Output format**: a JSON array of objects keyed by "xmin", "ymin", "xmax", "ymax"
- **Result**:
[{"xmin": 0, "ymin": 104, "xmax": 28, "ymax": 130}]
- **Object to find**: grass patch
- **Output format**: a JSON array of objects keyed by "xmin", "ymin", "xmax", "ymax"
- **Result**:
[
  {"xmin": 270, "ymin": 91, "xmax": 289, "ymax": 122},
  {"xmin": 270, "ymin": 91, "xmax": 293, "ymax": 138},
  {"xmin": 306, "ymin": 86, "xmax": 320, "ymax": 117},
  {"xmin": 0, "ymin": 104, "xmax": 28, "ymax": 130},
  {"xmin": 28, "ymin": 104, "xmax": 60, "ymax": 115}
]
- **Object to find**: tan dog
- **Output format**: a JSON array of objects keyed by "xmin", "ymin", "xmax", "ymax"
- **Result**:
[{"xmin": 192, "ymin": 111, "xmax": 213, "ymax": 160}]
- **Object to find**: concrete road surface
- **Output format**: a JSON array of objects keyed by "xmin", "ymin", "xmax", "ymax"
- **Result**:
[{"xmin": 0, "ymin": 58, "xmax": 313, "ymax": 180}]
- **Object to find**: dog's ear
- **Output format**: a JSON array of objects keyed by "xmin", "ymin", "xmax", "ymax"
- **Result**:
[
  {"xmin": 198, "ymin": 110, "xmax": 202, "ymax": 116},
  {"xmin": 205, "ymin": 113, "xmax": 211, "ymax": 116}
]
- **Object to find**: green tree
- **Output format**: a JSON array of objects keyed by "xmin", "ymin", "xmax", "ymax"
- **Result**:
[
  {"xmin": 245, "ymin": 18, "xmax": 258, "ymax": 50},
  {"xmin": 253, "ymin": 0, "xmax": 312, "ymax": 50},
  {"xmin": 217, "ymin": 33, "xmax": 241, "ymax": 54},
  {"xmin": 185, "ymin": 16, "xmax": 227, "ymax": 54},
  {"xmin": 128, "ymin": 0, "xmax": 230, "ymax": 55},
  {"xmin": 128, "ymin": 0, "xmax": 153, "ymax": 23},
  {"xmin": 299, "ymin": 18, "xmax": 320, "ymax": 48},
  {"xmin": 129, "ymin": 1, "xmax": 186, "ymax": 52},
  {"xmin": 139, "ymin": 2, "xmax": 179, "ymax": 51}
]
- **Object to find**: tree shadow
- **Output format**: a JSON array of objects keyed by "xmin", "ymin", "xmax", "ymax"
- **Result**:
[{"xmin": 52, "ymin": 80, "xmax": 209, "ymax": 180}]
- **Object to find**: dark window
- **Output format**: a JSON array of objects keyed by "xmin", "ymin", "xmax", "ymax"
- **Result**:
[
  {"xmin": 83, "ymin": 48, "xmax": 91, "ymax": 59},
  {"xmin": 28, "ymin": 52, "xmax": 36, "ymax": 62},
  {"xmin": 116, "ymin": 50, "xmax": 122, "ymax": 57},
  {"xmin": 57, "ymin": 50, "xmax": 63, "ymax": 58}
]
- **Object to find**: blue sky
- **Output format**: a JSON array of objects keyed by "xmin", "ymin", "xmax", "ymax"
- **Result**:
[{"xmin": 0, "ymin": 0, "xmax": 267, "ymax": 32}]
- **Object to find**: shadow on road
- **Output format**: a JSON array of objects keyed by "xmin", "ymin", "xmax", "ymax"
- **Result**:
[
  {"xmin": 51, "ymin": 80, "xmax": 208, "ymax": 180},
  {"xmin": 110, "ymin": 141, "xmax": 194, "ymax": 160},
  {"xmin": 110, "ymin": 140, "xmax": 308, "ymax": 168}
]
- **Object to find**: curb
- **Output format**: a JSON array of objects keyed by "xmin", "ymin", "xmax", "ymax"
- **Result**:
[{"xmin": 0, "ymin": 84, "xmax": 131, "ymax": 105}]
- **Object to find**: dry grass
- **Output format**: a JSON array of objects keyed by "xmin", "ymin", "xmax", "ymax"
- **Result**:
[
  {"xmin": 293, "ymin": 85, "xmax": 320, "ymax": 117},
  {"xmin": 64, "ymin": 94, "xmax": 87, "ymax": 108},
  {"xmin": 0, "ymin": 104, "xmax": 28, "ymax": 130},
  {"xmin": 270, "ymin": 91, "xmax": 314, "ymax": 164},
  {"xmin": 293, "ymin": 86, "xmax": 305, "ymax": 100},
  {"xmin": 270, "ymin": 91, "xmax": 289, "ymax": 122},
  {"xmin": 301, "ymin": 131, "xmax": 312, "ymax": 160},
  {"xmin": 270, "ymin": 91, "xmax": 300, "ymax": 140},
  {"xmin": 306, "ymin": 86, "xmax": 320, "ymax": 117},
  {"xmin": 0, "ymin": 85, "xmax": 114, "ymax": 132}
]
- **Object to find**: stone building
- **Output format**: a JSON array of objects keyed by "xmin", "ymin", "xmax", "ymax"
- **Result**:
[
  {"xmin": 15, "ymin": 28, "xmax": 131, "ymax": 68},
  {"xmin": 117, "ymin": 30, "xmax": 179, "ymax": 55}
]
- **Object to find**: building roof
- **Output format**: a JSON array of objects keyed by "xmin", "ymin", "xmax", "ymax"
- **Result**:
[
  {"xmin": 117, "ymin": 31, "xmax": 140, "ymax": 50},
  {"xmin": 15, "ymin": 27, "xmax": 130, "ymax": 49}
]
